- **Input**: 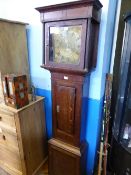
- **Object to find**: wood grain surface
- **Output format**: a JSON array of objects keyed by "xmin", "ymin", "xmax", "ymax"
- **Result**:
[
  {"xmin": 0, "ymin": 96, "xmax": 47, "ymax": 175},
  {"xmin": 0, "ymin": 20, "xmax": 30, "ymax": 89}
]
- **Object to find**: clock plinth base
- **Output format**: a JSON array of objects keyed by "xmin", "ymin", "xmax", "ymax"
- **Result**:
[{"xmin": 48, "ymin": 139, "xmax": 88, "ymax": 175}]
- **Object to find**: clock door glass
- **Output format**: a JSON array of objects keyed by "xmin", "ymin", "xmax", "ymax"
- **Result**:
[{"xmin": 49, "ymin": 25, "xmax": 82, "ymax": 65}]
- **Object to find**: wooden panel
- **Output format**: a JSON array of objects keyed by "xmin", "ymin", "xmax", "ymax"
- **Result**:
[
  {"xmin": 48, "ymin": 139, "xmax": 88, "ymax": 175},
  {"xmin": 49, "ymin": 140, "xmax": 80, "ymax": 175},
  {"xmin": 0, "ymin": 129, "xmax": 19, "ymax": 150},
  {"xmin": 55, "ymin": 85, "xmax": 76, "ymax": 135},
  {"xmin": 0, "ymin": 20, "xmax": 30, "ymax": 88},
  {"xmin": 42, "ymin": 6, "xmax": 93, "ymax": 22},
  {"xmin": 51, "ymin": 72, "xmax": 84, "ymax": 83},
  {"xmin": 17, "ymin": 99, "xmax": 47, "ymax": 175},
  {"xmin": 0, "ymin": 95, "xmax": 44, "ymax": 113},
  {"xmin": 0, "ymin": 160, "xmax": 22, "ymax": 175},
  {"xmin": 0, "ymin": 167, "xmax": 10, "ymax": 175},
  {"xmin": 0, "ymin": 72, "xmax": 4, "ymax": 103},
  {"xmin": 52, "ymin": 73, "xmax": 83, "ymax": 147},
  {"xmin": 84, "ymin": 19, "xmax": 99, "ymax": 71},
  {"xmin": 0, "ymin": 145, "xmax": 22, "ymax": 172},
  {"xmin": 48, "ymin": 139, "xmax": 81, "ymax": 156},
  {"xmin": 0, "ymin": 111, "xmax": 15, "ymax": 128},
  {"xmin": 0, "ymin": 123, "xmax": 17, "ymax": 135},
  {"xmin": 37, "ymin": 0, "xmax": 102, "ymax": 22},
  {"xmin": 0, "ymin": 105, "xmax": 15, "ymax": 116}
]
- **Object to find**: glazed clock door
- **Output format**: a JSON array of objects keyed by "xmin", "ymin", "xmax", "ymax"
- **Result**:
[
  {"xmin": 52, "ymin": 80, "xmax": 81, "ymax": 146},
  {"xmin": 45, "ymin": 20, "xmax": 87, "ymax": 70}
]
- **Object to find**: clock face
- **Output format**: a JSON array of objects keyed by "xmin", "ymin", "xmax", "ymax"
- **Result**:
[
  {"xmin": 45, "ymin": 20, "xmax": 87, "ymax": 70},
  {"xmin": 49, "ymin": 25, "xmax": 82, "ymax": 65}
]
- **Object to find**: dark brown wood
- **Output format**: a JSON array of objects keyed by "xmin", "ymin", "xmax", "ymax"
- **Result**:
[
  {"xmin": 37, "ymin": 0, "xmax": 102, "ymax": 73},
  {"xmin": 39, "ymin": 6, "xmax": 101, "ymax": 23},
  {"xmin": 41, "ymin": 65, "xmax": 89, "ymax": 75},
  {"xmin": 84, "ymin": 18, "xmax": 99, "ymax": 70},
  {"xmin": 36, "ymin": 0, "xmax": 102, "ymax": 22},
  {"xmin": 48, "ymin": 139, "xmax": 88, "ymax": 175},
  {"xmin": 52, "ymin": 73, "xmax": 84, "ymax": 147},
  {"xmin": 55, "ymin": 86, "xmax": 75, "ymax": 135},
  {"xmin": 2, "ymin": 74, "xmax": 29, "ymax": 109},
  {"xmin": 36, "ymin": 0, "xmax": 102, "ymax": 11}
]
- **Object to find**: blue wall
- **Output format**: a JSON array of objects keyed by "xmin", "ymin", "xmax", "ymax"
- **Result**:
[
  {"xmin": 36, "ymin": 88, "xmax": 52, "ymax": 139},
  {"xmin": 86, "ymin": 97, "xmax": 104, "ymax": 174}
]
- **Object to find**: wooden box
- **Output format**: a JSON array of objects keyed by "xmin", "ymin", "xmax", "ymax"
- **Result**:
[
  {"xmin": 0, "ymin": 95, "xmax": 48, "ymax": 175},
  {"xmin": 2, "ymin": 74, "xmax": 29, "ymax": 109}
]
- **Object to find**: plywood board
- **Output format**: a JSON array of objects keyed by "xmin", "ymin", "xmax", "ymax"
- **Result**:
[
  {"xmin": 0, "ymin": 19, "xmax": 30, "ymax": 90},
  {"xmin": 0, "ymin": 72, "xmax": 4, "ymax": 104}
]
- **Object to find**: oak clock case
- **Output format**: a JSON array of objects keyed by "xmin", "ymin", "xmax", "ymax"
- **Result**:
[{"xmin": 36, "ymin": 0, "xmax": 102, "ymax": 174}]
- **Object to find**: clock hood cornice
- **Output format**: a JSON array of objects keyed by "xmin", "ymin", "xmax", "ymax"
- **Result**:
[{"xmin": 36, "ymin": 0, "xmax": 103, "ymax": 13}]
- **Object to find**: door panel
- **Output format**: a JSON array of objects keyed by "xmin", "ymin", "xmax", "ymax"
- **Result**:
[
  {"xmin": 52, "ymin": 73, "xmax": 84, "ymax": 147},
  {"xmin": 55, "ymin": 85, "xmax": 76, "ymax": 135}
]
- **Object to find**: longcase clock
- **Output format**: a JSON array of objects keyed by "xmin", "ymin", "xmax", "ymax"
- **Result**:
[{"xmin": 36, "ymin": 1, "xmax": 102, "ymax": 174}]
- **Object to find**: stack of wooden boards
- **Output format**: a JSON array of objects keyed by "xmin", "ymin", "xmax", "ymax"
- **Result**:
[{"xmin": 0, "ymin": 19, "xmax": 30, "ymax": 105}]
